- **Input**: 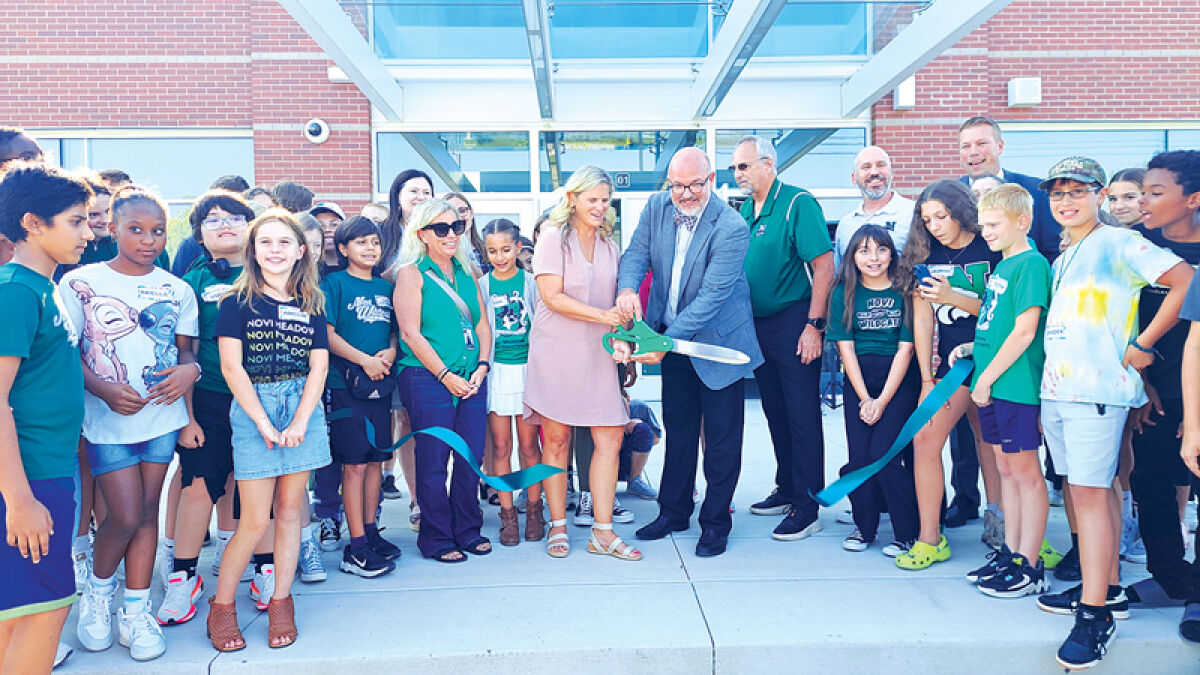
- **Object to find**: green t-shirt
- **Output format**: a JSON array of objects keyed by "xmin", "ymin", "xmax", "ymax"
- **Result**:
[
  {"xmin": 321, "ymin": 270, "xmax": 396, "ymax": 389},
  {"xmin": 487, "ymin": 269, "xmax": 531, "ymax": 364},
  {"xmin": 0, "ymin": 263, "xmax": 85, "ymax": 480},
  {"xmin": 398, "ymin": 256, "xmax": 481, "ymax": 374},
  {"xmin": 740, "ymin": 179, "xmax": 832, "ymax": 317},
  {"xmin": 827, "ymin": 282, "xmax": 913, "ymax": 356},
  {"xmin": 972, "ymin": 248, "xmax": 1051, "ymax": 405},
  {"xmin": 182, "ymin": 261, "xmax": 242, "ymax": 394}
]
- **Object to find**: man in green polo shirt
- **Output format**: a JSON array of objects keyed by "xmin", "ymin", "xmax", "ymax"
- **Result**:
[{"xmin": 733, "ymin": 135, "xmax": 835, "ymax": 542}]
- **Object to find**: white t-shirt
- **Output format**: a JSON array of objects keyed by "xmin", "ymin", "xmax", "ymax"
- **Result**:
[
  {"xmin": 60, "ymin": 263, "xmax": 199, "ymax": 444},
  {"xmin": 834, "ymin": 192, "xmax": 915, "ymax": 270},
  {"xmin": 1041, "ymin": 226, "xmax": 1180, "ymax": 407}
]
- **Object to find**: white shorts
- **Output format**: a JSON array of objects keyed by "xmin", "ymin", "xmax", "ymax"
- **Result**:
[
  {"xmin": 488, "ymin": 362, "xmax": 527, "ymax": 417},
  {"xmin": 1040, "ymin": 399, "xmax": 1128, "ymax": 489}
]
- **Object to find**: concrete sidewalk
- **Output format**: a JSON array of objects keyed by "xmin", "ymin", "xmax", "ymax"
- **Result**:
[{"xmin": 58, "ymin": 380, "xmax": 1200, "ymax": 674}]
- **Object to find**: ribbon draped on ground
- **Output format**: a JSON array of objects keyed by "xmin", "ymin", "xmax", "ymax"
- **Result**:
[
  {"xmin": 327, "ymin": 409, "xmax": 564, "ymax": 492},
  {"xmin": 811, "ymin": 358, "xmax": 975, "ymax": 508}
]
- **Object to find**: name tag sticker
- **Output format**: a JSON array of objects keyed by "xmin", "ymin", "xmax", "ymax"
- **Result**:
[
  {"xmin": 1045, "ymin": 323, "xmax": 1066, "ymax": 341},
  {"xmin": 278, "ymin": 305, "xmax": 311, "ymax": 324},
  {"xmin": 137, "ymin": 284, "xmax": 174, "ymax": 302},
  {"xmin": 202, "ymin": 284, "xmax": 233, "ymax": 303}
]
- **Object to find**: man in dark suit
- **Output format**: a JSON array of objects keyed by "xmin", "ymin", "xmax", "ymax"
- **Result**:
[
  {"xmin": 614, "ymin": 147, "xmax": 763, "ymax": 557},
  {"xmin": 957, "ymin": 116, "xmax": 1059, "ymax": 262}
]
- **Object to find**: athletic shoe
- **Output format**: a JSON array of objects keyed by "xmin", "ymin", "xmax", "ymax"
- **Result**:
[
  {"xmin": 1056, "ymin": 606, "xmax": 1115, "ymax": 670},
  {"xmin": 340, "ymin": 543, "xmax": 395, "ymax": 578},
  {"xmin": 1037, "ymin": 584, "xmax": 1130, "ymax": 620},
  {"xmin": 1181, "ymin": 602, "xmax": 1200, "ymax": 644},
  {"xmin": 1054, "ymin": 545, "xmax": 1082, "ymax": 581},
  {"xmin": 943, "ymin": 501, "xmax": 979, "ymax": 528},
  {"xmin": 367, "ymin": 527, "xmax": 402, "ymax": 561},
  {"xmin": 771, "ymin": 508, "xmax": 822, "ymax": 541},
  {"xmin": 749, "ymin": 488, "xmax": 791, "ymax": 516},
  {"xmin": 409, "ymin": 501, "xmax": 421, "ymax": 532},
  {"xmin": 249, "ymin": 564, "xmax": 276, "ymax": 611},
  {"xmin": 381, "ymin": 474, "xmax": 403, "ymax": 500},
  {"xmin": 53, "ymin": 642, "xmax": 72, "ymax": 668},
  {"xmin": 318, "ymin": 516, "xmax": 341, "ymax": 552},
  {"xmin": 836, "ymin": 509, "xmax": 854, "ymax": 525},
  {"xmin": 73, "ymin": 550, "xmax": 91, "ymax": 594},
  {"xmin": 626, "ymin": 475, "xmax": 658, "ymax": 500},
  {"xmin": 514, "ymin": 489, "xmax": 528, "ymax": 513},
  {"xmin": 1040, "ymin": 539, "xmax": 1064, "ymax": 570},
  {"xmin": 1048, "ymin": 483, "xmax": 1064, "ymax": 507},
  {"xmin": 882, "ymin": 539, "xmax": 913, "ymax": 558},
  {"xmin": 979, "ymin": 557, "xmax": 1048, "ymax": 598},
  {"xmin": 299, "ymin": 532, "xmax": 328, "ymax": 582},
  {"xmin": 966, "ymin": 546, "xmax": 1010, "ymax": 584},
  {"xmin": 156, "ymin": 571, "xmax": 202, "ymax": 625},
  {"xmin": 76, "ymin": 580, "xmax": 116, "ymax": 651},
  {"xmin": 842, "ymin": 529, "xmax": 872, "ymax": 552},
  {"xmin": 1122, "ymin": 535, "xmax": 1147, "ymax": 564},
  {"xmin": 574, "ymin": 491, "xmax": 594, "ymax": 526},
  {"xmin": 118, "ymin": 606, "xmax": 167, "ymax": 661},
  {"xmin": 895, "ymin": 535, "xmax": 951, "ymax": 570},
  {"xmin": 611, "ymin": 497, "xmax": 634, "ymax": 524},
  {"xmin": 156, "ymin": 540, "xmax": 174, "ymax": 589},
  {"xmin": 212, "ymin": 536, "xmax": 253, "ymax": 582},
  {"xmin": 981, "ymin": 510, "xmax": 1005, "ymax": 549}
]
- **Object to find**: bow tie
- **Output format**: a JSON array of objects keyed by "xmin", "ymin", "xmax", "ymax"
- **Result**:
[{"xmin": 674, "ymin": 210, "xmax": 698, "ymax": 232}]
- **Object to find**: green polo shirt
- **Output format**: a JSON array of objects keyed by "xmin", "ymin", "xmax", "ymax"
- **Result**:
[
  {"xmin": 398, "ymin": 256, "xmax": 481, "ymax": 375},
  {"xmin": 740, "ymin": 179, "xmax": 831, "ymax": 317}
]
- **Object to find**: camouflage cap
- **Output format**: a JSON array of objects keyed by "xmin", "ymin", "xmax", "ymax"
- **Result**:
[{"xmin": 1039, "ymin": 156, "xmax": 1107, "ymax": 191}]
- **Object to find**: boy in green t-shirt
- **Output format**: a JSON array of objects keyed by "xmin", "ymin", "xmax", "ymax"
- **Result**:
[
  {"xmin": 951, "ymin": 184, "xmax": 1052, "ymax": 598},
  {"xmin": 0, "ymin": 163, "xmax": 94, "ymax": 672}
]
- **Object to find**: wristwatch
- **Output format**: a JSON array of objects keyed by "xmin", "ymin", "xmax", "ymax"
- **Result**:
[{"xmin": 806, "ymin": 317, "xmax": 827, "ymax": 332}]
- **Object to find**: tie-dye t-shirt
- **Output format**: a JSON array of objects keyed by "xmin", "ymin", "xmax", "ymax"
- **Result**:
[{"xmin": 1041, "ymin": 226, "xmax": 1181, "ymax": 406}]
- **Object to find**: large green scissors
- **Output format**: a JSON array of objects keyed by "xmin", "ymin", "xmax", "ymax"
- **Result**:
[{"xmin": 602, "ymin": 319, "xmax": 751, "ymax": 365}]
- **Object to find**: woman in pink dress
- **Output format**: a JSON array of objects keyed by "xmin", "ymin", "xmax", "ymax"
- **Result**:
[{"xmin": 524, "ymin": 165, "xmax": 640, "ymax": 562}]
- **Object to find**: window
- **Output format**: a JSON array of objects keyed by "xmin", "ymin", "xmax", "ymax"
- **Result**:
[
  {"xmin": 539, "ymin": 130, "xmax": 706, "ymax": 192},
  {"xmin": 373, "ymin": 1, "xmax": 527, "ymax": 60},
  {"xmin": 377, "ymin": 131, "xmax": 531, "ymax": 194},
  {"xmin": 1000, "ymin": 130, "xmax": 1165, "ymax": 180}
]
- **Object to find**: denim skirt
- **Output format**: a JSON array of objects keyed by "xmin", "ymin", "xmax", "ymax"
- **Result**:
[{"xmin": 230, "ymin": 376, "xmax": 331, "ymax": 480}]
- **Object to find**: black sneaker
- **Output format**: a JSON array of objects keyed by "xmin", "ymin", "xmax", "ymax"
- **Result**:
[
  {"xmin": 1056, "ymin": 605, "xmax": 1115, "ymax": 670},
  {"xmin": 966, "ymin": 546, "xmax": 1010, "ymax": 584},
  {"xmin": 750, "ymin": 488, "xmax": 791, "ymax": 516},
  {"xmin": 1054, "ymin": 545, "xmax": 1081, "ymax": 581},
  {"xmin": 1037, "ymin": 584, "xmax": 1130, "ymax": 619},
  {"xmin": 366, "ymin": 528, "xmax": 402, "ymax": 561},
  {"xmin": 771, "ymin": 508, "xmax": 821, "ymax": 541},
  {"xmin": 381, "ymin": 475, "xmax": 402, "ymax": 500},
  {"xmin": 339, "ymin": 543, "xmax": 395, "ymax": 578},
  {"xmin": 980, "ymin": 557, "xmax": 1047, "ymax": 598}
]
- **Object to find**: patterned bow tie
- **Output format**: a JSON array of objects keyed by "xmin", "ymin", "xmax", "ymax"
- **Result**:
[{"xmin": 674, "ymin": 209, "xmax": 698, "ymax": 232}]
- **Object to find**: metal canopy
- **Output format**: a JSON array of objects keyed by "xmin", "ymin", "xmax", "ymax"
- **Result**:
[
  {"xmin": 521, "ymin": 0, "xmax": 555, "ymax": 119},
  {"xmin": 688, "ymin": 0, "xmax": 788, "ymax": 120}
]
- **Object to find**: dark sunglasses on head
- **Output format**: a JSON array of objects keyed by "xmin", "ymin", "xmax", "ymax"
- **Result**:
[{"xmin": 422, "ymin": 220, "xmax": 468, "ymax": 237}]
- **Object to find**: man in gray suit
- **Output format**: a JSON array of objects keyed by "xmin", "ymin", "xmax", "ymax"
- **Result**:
[{"xmin": 615, "ymin": 147, "xmax": 763, "ymax": 557}]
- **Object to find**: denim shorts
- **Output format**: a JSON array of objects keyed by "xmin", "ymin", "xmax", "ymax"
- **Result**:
[
  {"xmin": 230, "ymin": 376, "xmax": 331, "ymax": 480},
  {"xmin": 86, "ymin": 430, "xmax": 178, "ymax": 477}
]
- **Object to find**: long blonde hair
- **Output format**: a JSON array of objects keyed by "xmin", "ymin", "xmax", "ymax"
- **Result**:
[
  {"xmin": 394, "ymin": 198, "xmax": 474, "ymax": 269},
  {"xmin": 228, "ymin": 208, "xmax": 325, "ymax": 315},
  {"xmin": 547, "ymin": 165, "xmax": 616, "ymax": 253}
]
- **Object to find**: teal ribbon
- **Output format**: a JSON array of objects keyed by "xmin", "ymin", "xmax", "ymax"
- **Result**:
[
  {"xmin": 811, "ymin": 358, "xmax": 974, "ymax": 508},
  {"xmin": 327, "ymin": 409, "xmax": 564, "ymax": 492}
]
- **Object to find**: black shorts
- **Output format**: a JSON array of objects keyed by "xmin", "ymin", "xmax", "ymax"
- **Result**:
[
  {"xmin": 327, "ymin": 388, "xmax": 393, "ymax": 465},
  {"xmin": 178, "ymin": 387, "xmax": 235, "ymax": 503}
]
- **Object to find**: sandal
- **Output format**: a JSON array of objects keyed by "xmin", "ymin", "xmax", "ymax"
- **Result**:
[
  {"xmin": 587, "ymin": 523, "xmax": 642, "ymax": 561},
  {"xmin": 463, "ymin": 537, "xmax": 492, "ymax": 556},
  {"xmin": 206, "ymin": 598, "xmax": 245, "ymax": 652},
  {"xmin": 546, "ymin": 518, "xmax": 570, "ymax": 558},
  {"xmin": 267, "ymin": 595, "xmax": 297, "ymax": 648},
  {"xmin": 499, "ymin": 507, "xmax": 520, "ymax": 546},
  {"xmin": 895, "ymin": 535, "xmax": 951, "ymax": 570},
  {"xmin": 433, "ymin": 548, "xmax": 467, "ymax": 563},
  {"xmin": 525, "ymin": 499, "xmax": 546, "ymax": 542}
]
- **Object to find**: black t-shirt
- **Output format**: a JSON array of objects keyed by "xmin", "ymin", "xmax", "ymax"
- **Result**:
[
  {"xmin": 924, "ymin": 234, "xmax": 1001, "ymax": 376},
  {"xmin": 1134, "ymin": 224, "xmax": 1200, "ymax": 399},
  {"xmin": 214, "ymin": 292, "xmax": 329, "ymax": 384}
]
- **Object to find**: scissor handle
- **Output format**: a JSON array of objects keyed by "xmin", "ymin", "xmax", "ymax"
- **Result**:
[{"xmin": 601, "ymin": 319, "xmax": 675, "ymax": 356}]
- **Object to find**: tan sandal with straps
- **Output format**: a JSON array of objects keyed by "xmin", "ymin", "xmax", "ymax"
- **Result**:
[
  {"xmin": 267, "ymin": 595, "xmax": 297, "ymax": 648},
  {"xmin": 588, "ymin": 523, "xmax": 642, "ymax": 561},
  {"xmin": 206, "ymin": 599, "xmax": 245, "ymax": 652},
  {"xmin": 546, "ymin": 518, "xmax": 570, "ymax": 558}
]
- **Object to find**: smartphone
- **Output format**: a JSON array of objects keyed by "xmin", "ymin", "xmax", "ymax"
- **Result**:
[{"xmin": 914, "ymin": 264, "xmax": 934, "ymax": 285}]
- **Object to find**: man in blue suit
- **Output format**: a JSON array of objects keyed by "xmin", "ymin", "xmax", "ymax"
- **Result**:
[
  {"xmin": 957, "ymin": 116, "xmax": 1059, "ymax": 261},
  {"xmin": 615, "ymin": 147, "xmax": 763, "ymax": 557}
]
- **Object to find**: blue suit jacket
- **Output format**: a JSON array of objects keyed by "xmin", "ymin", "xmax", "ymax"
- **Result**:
[
  {"xmin": 960, "ymin": 169, "xmax": 1058, "ymax": 261},
  {"xmin": 616, "ymin": 192, "xmax": 764, "ymax": 390}
]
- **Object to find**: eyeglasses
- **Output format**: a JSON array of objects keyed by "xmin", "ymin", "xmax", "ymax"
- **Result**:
[
  {"xmin": 728, "ymin": 158, "xmax": 767, "ymax": 173},
  {"xmin": 1047, "ymin": 187, "xmax": 1099, "ymax": 202},
  {"xmin": 422, "ymin": 220, "xmax": 467, "ymax": 237},
  {"xmin": 668, "ymin": 181, "xmax": 708, "ymax": 195},
  {"xmin": 201, "ymin": 214, "xmax": 247, "ymax": 230},
  {"xmin": 454, "ymin": 206, "xmax": 471, "ymax": 215}
]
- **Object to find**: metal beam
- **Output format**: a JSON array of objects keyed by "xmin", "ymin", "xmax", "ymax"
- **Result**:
[
  {"xmin": 521, "ymin": 0, "xmax": 555, "ymax": 119},
  {"xmin": 840, "ymin": 0, "xmax": 1013, "ymax": 118},
  {"xmin": 689, "ymin": 0, "xmax": 787, "ymax": 119},
  {"xmin": 775, "ymin": 128, "xmax": 837, "ymax": 173},
  {"xmin": 277, "ymin": 0, "xmax": 405, "ymax": 120},
  {"xmin": 401, "ymin": 133, "xmax": 475, "ymax": 192}
]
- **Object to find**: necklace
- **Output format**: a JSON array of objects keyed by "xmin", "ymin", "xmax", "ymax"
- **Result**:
[{"xmin": 1053, "ymin": 223, "xmax": 1102, "ymax": 294}]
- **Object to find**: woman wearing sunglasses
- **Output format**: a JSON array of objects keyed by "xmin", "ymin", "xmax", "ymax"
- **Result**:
[{"xmin": 393, "ymin": 199, "xmax": 493, "ymax": 563}]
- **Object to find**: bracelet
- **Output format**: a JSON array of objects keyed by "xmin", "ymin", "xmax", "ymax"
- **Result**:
[
  {"xmin": 436, "ymin": 366, "xmax": 450, "ymax": 382},
  {"xmin": 190, "ymin": 362, "xmax": 202, "ymax": 381},
  {"xmin": 1129, "ymin": 338, "xmax": 1159, "ymax": 357},
  {"xmin": 475, "ymin": 360, "xmax": 490, "ymax": 372}
]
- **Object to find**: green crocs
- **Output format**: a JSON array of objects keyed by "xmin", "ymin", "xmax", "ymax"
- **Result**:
[
  {"xmin": 1040, "ymin": 538, "xmax": 1063, "ymax": 570},
  {"xmin": 895, "ymin": 535, "xmax": 951, "ymax": 570}
]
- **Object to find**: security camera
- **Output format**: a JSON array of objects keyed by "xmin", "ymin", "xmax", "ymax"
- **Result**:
[{"xmin": 303, "ymin": 119, "xmax": 330, "ymax": 144}]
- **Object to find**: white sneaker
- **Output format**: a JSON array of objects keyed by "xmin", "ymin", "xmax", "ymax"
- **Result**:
[
  {"xmin": 249, "ymin": 564, "xmax": 276, "ymax": 611},
  {"xmin": 156, "ymin": 541, "xmax": 174, "ymax": 589},
  {"xmin": 75, "ymin": 581, "xmax": 115, "ymax": 651},
  {"xmin": 882, "ymin": 539, "xmax": 914, "ymax": 558},
  {"xmin": 573, "ymin": 491, "xmax": 594, "ymax": 526},
  {"xmin": 53, "ymin": 642, "xmax": 72, "ymax": 668},
  {"xmin": 212, "ymin": 537, "xmax": 253, "ymax": 582},
  {"xmin": 298, "ymin": 533, "xmax": 328, "ymax": 583},
  {"xmin": 118, "ymin": 606, "xmax": 166, "ymax": 661},
  {"xmin": 611, "ymin": 496, "xmax": 634, "ymax": 524},
  {"xmin": 72, "ymin": 550, "xmax": 91, "ymax": 594},
  {"xmin": 318, "ymin": 517, "xmax": 341, "ymax": 552},
  {"xmin": 156, "ymin": 572, "xmax": 202, "ymax": 625}
]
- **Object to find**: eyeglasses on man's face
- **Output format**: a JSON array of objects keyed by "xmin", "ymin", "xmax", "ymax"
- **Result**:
[{"xmin": 668, "ymin": 181, "xmax": 708, "ymax": 195}]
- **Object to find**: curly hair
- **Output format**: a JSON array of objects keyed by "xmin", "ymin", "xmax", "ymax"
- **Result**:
[{"xmin": 898, "ymin": 180, "xmax": 979, "ymax": 292}]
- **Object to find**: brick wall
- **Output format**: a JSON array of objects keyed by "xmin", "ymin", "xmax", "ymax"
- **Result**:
[{"xmin": 873, "ymin": 0, "xmax": 1200, "ymax": 193}]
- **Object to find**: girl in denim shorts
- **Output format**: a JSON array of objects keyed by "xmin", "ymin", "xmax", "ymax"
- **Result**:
[{"xmin": 208, "ymin": 209, "xmax": 331, "ymax": 652}]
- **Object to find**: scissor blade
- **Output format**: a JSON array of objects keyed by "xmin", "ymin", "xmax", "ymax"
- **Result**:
[{"xmin": 671, "ymin": 340, "xmax": 751, "ymax": 365}]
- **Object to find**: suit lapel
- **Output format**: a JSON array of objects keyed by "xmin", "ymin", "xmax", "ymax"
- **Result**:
[{"xmin": 677, "ymin": 202, "xmax": 717, "ymax": 293}]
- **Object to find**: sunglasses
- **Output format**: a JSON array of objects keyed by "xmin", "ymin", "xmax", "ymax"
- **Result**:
[
  {"xmin": 727, "ymin": 158, "xmax": 763, "ymax": 173},
  {"xmin": 422, "ymin": 220, "xmax": 468, "ymax": 237}
]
